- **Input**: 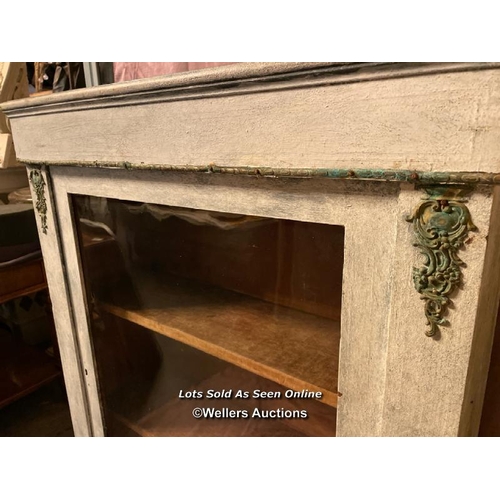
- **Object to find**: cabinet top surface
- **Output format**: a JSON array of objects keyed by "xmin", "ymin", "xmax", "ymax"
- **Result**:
[
  {"xmin": 2, "ymin": 62, "xmax": 499, "ymax": 115},
  {"xmin": 3, "ymin": 62, "xmax": 500, "ymax": 182}
]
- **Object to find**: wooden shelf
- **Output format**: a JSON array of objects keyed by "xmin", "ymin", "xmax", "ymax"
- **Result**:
[
  {"xmin": 0, "ymin": 335, "xmax": 61, "ymax": 409},
  {"xmin": 99, "ymin": 272, "xmax": 340, "ymax": 407},
  {"xmin": 0, "ymin": 258, "xmax": 46, "ymax": 303},
  {"xmin": 110, "ymin": 365, "xmax": 336, "ymax": 437}
]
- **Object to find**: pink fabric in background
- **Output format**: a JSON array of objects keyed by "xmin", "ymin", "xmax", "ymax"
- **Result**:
[{"xmin": 113, "ymin": 62, "xmax": 235, "ymax": 82}]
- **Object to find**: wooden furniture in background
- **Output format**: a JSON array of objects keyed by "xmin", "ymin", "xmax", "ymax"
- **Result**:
[
  {"xmin": 0, "ymin": 62, "xmax": 29, "ymax": 195},
  {"xmin": 0, "ymin": 257, "xmax": 61, "ymax": 409},
  {"xmin": 0, "ymin": 62, "xmax": 28, "ymax": 168}
]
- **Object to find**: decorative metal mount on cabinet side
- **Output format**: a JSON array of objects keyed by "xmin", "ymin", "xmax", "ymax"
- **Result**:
[
  {"xmin": 406, "ymin": 187, "xmax": 477, "ymax": 338},
  {"xmin": 29, "ymin": 168, "xmax": 48, "ymax": 234}
]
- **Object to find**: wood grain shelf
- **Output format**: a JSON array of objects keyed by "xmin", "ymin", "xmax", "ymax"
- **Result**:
[
  {"xmin": 109, "ymin": 365, "xmax": 337, "ymax": 437},
  {"xmin": 0, "ymin": 335, "xmax": 61, "ymax": 410},
  {"xmin": 0, "ymin": 258, "xmax": 46, "ymax": 303},
  {"xmin": 99, "ymin": 272, "xmax": 340, "ymax": 408}
]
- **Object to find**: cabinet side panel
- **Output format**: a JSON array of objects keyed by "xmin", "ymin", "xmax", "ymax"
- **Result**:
[
  {"xmin": 459, "ymin": 186, "xmax": 500, "ymax": 436},
  {"xmin": 26, "ymin": 166, "xmax": 91, "ymax": 436},
  {"xmin": 479, "ymin": 305, "xmax": 500, "ymax": 436},
  {"xmin": 381, "ymin": 187, "xmax": 497, "ymax": 436}
]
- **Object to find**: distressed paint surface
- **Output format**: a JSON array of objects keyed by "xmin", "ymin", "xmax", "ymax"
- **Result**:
[
  {"xmin": 380, "ymin": 187, "xmax": 500, "ymax": 436},
  {"xmin": 25, "ymin": 166, "xmax": 92, "ymax": 436},
  {"xmin": 5, "ymin": 67, "xmax": 500, "ymax": 175},
  {"xmin": 7, "ymin": 63, "xmax": 500, "ymax": 436}
]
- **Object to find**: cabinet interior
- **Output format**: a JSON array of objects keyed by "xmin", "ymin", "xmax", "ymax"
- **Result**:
[{"xmin": 72, "ymin": 195, "xmax": 345, "ymax": 437}]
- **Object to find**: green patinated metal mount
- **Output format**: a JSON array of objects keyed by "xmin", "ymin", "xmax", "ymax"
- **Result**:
[
  {"xmin": 29, "ymin": 168, "xmax": 48, "ymax": 234},
  {"xmin": 406, "ymin": 187, "xmax": 477, "ymax": 337}
]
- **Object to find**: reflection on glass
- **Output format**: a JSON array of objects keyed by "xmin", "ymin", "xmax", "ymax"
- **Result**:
[{"xmin": 73, "ymin": 196, "xmax": 344, "ymax": 436}]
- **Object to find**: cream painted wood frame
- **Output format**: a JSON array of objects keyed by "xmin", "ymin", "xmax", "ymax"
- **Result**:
[
  {"xmin": 5, "ymin": 62, "xmax": 500, "ymax": 436},
  {"xmin": 26, "ymin": 164, "xmax": 500, "ymax": 437}
]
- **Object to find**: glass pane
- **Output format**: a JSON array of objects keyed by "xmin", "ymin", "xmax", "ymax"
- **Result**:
[{"xmin": 72, "ymin": 196, "xmax": 344, "ymax": 436}]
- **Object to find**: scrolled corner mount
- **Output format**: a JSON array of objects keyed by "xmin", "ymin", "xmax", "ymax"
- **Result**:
[
  {"xmin": 29, "ymin": 168, "xmax": 48, "ymax": 234},
  {"xmin": 406, "ymin": 187, "xmax": 477, "ymax": 338}
]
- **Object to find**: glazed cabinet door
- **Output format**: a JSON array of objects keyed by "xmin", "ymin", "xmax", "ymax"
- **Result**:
[
  {"xmin": 48, "ymin": 167, "xmax": 361, "ymax": 437},
  {"xmin": 34, "ymin": 165, "xmax": 500, "ymax": 437}
]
